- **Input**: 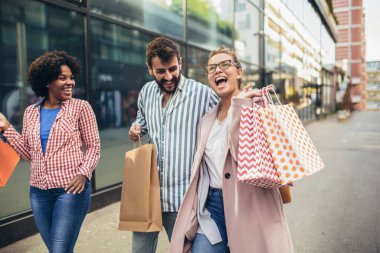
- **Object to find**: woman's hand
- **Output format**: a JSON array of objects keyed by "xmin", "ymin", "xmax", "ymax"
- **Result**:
[
  {"xmin": 265, "ymin": 84, "xmax": 275, "ymax": 93},
  {"xmin": 65, "ymin": 174, "xmax": 87, "ymax": 194},
  {"xmin": 0, "ymin": 113, "xmax": 10, "ymax": 131},
  {"xmin": 237, "ymin": 83, "xmax": 275, "ymax": 99}
]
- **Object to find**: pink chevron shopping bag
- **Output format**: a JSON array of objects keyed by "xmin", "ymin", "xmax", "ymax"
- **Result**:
[
  {"xmin": 237, "ymin": 103, "xmax": 283, "ymax": 188},
  {"xmin": 260, "ymin": 89, "xmax": 325, "ymax": 185}
]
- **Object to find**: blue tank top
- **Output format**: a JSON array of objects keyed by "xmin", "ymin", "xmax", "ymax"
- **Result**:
[{"xmin": 40, "ymin": 107, "xmax": 60, "ymax": 155}]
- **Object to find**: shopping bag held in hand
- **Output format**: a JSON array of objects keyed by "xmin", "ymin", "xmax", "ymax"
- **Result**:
[
  {"xmin": 261, "ymin": 88, "xmax": 325, "ymax": 185},
  {"xmin": 0, "ymin": 133, "xmax": 20, "ymax": 187},
  {"xmin": 237, "ymin": 102, "xmax": 282, "ymax": 189},
  {"xmin": 118, "ymin": 136, "xmax": 162, "ymax": 232}
]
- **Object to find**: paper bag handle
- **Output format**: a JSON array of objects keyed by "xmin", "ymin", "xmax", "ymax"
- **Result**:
[{"xmin": 262, "ymin": 86, "xmax": 282, "ymax": 106}]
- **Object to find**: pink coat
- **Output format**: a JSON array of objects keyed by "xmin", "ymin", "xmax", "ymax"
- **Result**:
[{"xmin": 170, "ymin": 97, "xmax": 294, "ymax": 253}]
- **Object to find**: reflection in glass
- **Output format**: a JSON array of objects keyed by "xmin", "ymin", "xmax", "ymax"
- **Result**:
[
  {"xmin": 187, "ymin": 0, "xmax": 233, "ymax": 50},
  {"xmin": 187, "ymin": 47, "xmax": 209, "ymax": 85},
  {"xmin": 91, "ymin": 19, "xmax": 155, "ymax": 189},
  {"xmin": 321, "ymin": 26, "xmax": 335, "ymax": 69},
  {"xmin": 279, "ymin": 6, "xmax": 297, "ymax": 75},
  {"xmin": 241, "ymin": 63, "xmax": 260, "ymax": 88},
  {"xmin": 234, "ymin": 0, "xmax": 260, "ymax": 65},
  {"xmin": 264, "ymin": 16, "xmax": 281, "ymax": 71},
  {"xmin": 0, "ymin": 0, "xmax": 85, "ymax": 219},
  {"xmin": 90, "ymin": 0, "xmax": 184, "ymax": 40}
]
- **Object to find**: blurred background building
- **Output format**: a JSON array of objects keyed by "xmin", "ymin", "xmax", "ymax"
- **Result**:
[
  {"xmin": 366, "ymin": 61, "xmax": 380, "ymax": 110},
  {"xmin": 333, "ymin": 0, "xmax": 366, "ymax": 110},
  {"xmin": 0, "ymin": 0, "xmax": 339, "ymax": 246}
]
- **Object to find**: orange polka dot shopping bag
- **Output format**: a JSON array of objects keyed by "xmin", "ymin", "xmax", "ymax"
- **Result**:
[
  {"xmin": 260, "ymin": 88, "xmax": 325, "ymax": 185},
  {"xmin": 237, "ymin": 87, "xmax": 325, "ymax": 188}
]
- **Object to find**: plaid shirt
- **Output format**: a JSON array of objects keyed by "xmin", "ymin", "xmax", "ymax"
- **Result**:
[{"xmin": 3, "ymin": 98, "xmax": 101, "ymax": 190}]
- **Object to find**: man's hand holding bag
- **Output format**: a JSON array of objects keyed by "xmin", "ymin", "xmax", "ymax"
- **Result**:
[{"xmin": 118, "ymin": 136, "xmax": 162, "ymax": 232}]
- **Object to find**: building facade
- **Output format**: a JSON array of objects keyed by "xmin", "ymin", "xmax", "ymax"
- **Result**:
[
  {"xmin": 366, "ymin": 61, "xmax": 380, "ymax": 110},
  {"xmin": 333, "ymin": 0, "xmax": 366, "ymax": 110},
  {"xmin": 0, "ymin": 0, "xmax": 337, "ymax": 246}
]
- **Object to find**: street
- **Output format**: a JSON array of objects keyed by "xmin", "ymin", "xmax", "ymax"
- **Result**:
[{"xmin": 287, "ymin": 111, "xmax": 380, "ymax": 253}]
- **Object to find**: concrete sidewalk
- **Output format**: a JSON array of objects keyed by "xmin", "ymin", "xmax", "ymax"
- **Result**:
[{"xmin": 0, "ymin": 202, "xmax": 169, "ymax": 253}]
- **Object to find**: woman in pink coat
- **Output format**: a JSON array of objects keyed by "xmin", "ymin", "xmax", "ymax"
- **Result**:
[{"xmin": 169, "ymin": 46, "xmax": 294, "ymax": 253}]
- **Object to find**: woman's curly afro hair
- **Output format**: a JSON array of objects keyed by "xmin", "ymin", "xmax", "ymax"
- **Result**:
[{"xmin": 27, "ymin": 50, "xmax": 81, "ymax": 97}]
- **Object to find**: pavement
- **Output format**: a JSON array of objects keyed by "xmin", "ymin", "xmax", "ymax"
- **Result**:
[
  {"xmin": 1, "ymin": 110, "xmax": 380, "ymax": 253},
  {"xmin": 0, "ymin": 202, "xmax": 169, "ymax": 253}
]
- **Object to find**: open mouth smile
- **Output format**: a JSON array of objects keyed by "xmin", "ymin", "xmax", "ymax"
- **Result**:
[{"xmin": 215, "ymin": 76, "xmax": 227, "ymax": 86}]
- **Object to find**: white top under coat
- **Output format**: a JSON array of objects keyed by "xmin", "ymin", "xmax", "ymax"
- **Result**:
[{"xmin": 204, "ymin": 118, "xmax": 229, "ymax": 189}]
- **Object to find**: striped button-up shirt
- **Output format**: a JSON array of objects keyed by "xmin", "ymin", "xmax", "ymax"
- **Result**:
[
  {"xmin": 134, "ymin": 75, "xmax": 219, "ymax": 212},
  {"xmin": 3, "ymin": 98, "xmax": 101, "ymax": 189}
]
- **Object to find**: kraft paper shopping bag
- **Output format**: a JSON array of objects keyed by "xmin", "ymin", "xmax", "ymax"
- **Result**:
[
  {"xmin": 0, "ymin": 137, "xmax": 20, "ymax": 187},
  {"xmin": 118, "ymin": 139, "xmax": 162, "ymax": 232}
]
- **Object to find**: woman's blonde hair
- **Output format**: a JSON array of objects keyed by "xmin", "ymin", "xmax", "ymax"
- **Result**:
[{"xmin": 208, "ymin": 46, "xmax": 243, "ymax": 87}]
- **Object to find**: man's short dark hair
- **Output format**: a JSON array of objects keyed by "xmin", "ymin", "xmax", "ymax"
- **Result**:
[
  {"xmin": 146, "ymin": 37, "xmax": 180, "ymax": 68},
  {"xmin": 28, "ymin": 50, "xmax": 81, "ymax": 97}
]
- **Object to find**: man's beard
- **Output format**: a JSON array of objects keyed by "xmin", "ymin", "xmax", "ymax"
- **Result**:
[{"xmin": 155, "ymin": 74, "xmax": 181, "ymax": 94}]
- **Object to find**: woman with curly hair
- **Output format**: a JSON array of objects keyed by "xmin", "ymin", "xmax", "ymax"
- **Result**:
[{"xmin": 0, "ymin": 51, "xmax": 100, "ymax": 253}]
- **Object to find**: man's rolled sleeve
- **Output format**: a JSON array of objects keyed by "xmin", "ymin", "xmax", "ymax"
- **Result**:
[{"xmin": 133, "ymin": 91, "xmax": 148, "ymax": 135}]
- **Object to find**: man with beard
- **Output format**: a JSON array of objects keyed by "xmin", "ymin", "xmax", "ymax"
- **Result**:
[{"xmin": 128, "ymin": 36, "xmax": 219, "ymax": 253}]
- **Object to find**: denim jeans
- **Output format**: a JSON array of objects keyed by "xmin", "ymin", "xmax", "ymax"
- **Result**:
[
  {"xmin": 192, "ymin": 187, "xmax": 228, "ymax": 253},
  {"xmin": 29, "ymin": 180, "xmax": 91, "ymax": 253},
  {"xmin": 132, "ymin": 212, "xmax": 177, "ymax": 253}
]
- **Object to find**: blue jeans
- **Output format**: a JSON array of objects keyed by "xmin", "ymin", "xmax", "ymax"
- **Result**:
[
  {"xmin": 192, "ymin": 188, "xmax": 228, "ymax": 253},
  {"xmin": 132, "ymin": 212, "xmax": 177, "ymax": 253},
  {"xmin": 29, "ymin": 180, "xmax": 91, "ymax": 253}
]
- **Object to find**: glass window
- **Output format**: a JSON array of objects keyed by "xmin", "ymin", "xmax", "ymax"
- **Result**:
[
  {"xmin": 62, "ymin": 0, "xmax": 86, "ymax": 7},
  {"xmin": 187, "ymin": 0, "xmax": 233, "ymax": 50},
  {"xmin": 187, "ymin": 46, "xmax": 209, "ymax": 85},
  {"xmin": 241, "ymin": 62, "xmax": 261, "ymax": 87},
  {"xmin": 90, "ymin": 0, "xmax": 184, "ymax": 40},
  {"xmin": 281, "ymin": 72, "xmax": 299, "ymax": 104},
  {"xmin": 234, "ymin": 0, "xmax": 261, "ymax": 66},
  {"xmin": 321, "ymin": 25, "xmax": 335, "ymax": 69},
  {"xmin": 249, "ymin": 0, "xmax": 263, "ymax": 9},
  {"xmin": 0, "ymin": 0, "xmax": 85, "ymax": 219},
  {"xmin": 91, "ymin": 19, "xmax": 157, "ymax": 189},
  {"xmin": 264, "ymin": 17, "xmax": 281, "ymax": 71}
]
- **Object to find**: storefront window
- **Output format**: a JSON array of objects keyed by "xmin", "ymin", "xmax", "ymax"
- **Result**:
[
  {"xmin": 187, "ymin": 46, "xmax": 209, "ymax": 85},
  {"xmin": 91, "ymin": 19, "xmax": 156, "ymax": 189},
  {"xmin": 187, "ymin": 0, "xmax": 233, "ymax": 50},
  {"xmin": 90, "ymin": 0, "xmax": 184, "ymax": 40},
  {"xmin": 241, "ymin": 63, "xmax": 261, "ymax": 88},
  {"xmin": 234, "ymin": 0, "xmax": 261, "ymax": 66},
  {"xmin": 264, "ymin": 17, "xmax": 281, "ymax": 71}
]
